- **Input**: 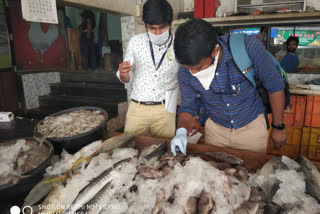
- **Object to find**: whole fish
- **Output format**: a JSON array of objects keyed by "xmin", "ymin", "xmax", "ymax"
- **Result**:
[
  {"xmin": 296, "ymin": 155, "xmax": 320, "ymax": 202},
  {"xmin": 144, "ymin": 142, "xmax": 167, "ymax": 160},
  {"xmin": 66, "ymin": 158, "xmax": 132, "ymax": 214},
  {"xmin": 23, "ymin": 175, "xmax": 62, "ymax": 207},
  {"xmin": 76, "ymin": 180, "xmax": 113, "ymax": 214},
  {"xmin": 205, "ymin": 152, "xmax": 244, "ymax": 165},
  {"xmin": 95, "ymin": 133, "xmax": 136, "ymax": 155},
  {"xmin": 61, "ymin": 133, "xmax": 135, "ymax": 183}
]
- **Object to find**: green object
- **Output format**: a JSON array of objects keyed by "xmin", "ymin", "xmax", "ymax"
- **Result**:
[
  {"xmin": 0, "ymin": 54, "xmax": 11, "ymax": 68},
  {"xmin": 276, "ymin": 30, "xmax": 320, "ymax": 46}
]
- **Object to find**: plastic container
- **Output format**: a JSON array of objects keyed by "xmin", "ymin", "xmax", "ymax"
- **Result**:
[
  {"xmin": 0, "ymin": 138, "xmax": 54, "ymax": 201},
  {"xmin": 300, "ymin": 127, "xmax": 320, "ymax": 161},
  {"xmin": 35, "ymin": 106, "xmax": 108, "ymax": 155},
  {"xmin": 304, "ymin": 95, "xmax": 320, "ymax": 128},
  {"xmin": 194, "ymin": 0, "xmax": 204, "ymax": 18},
  {"xmin": 204, "ymin": 0, "xmax": 215, "ymax": 18},
  {"xmin": 267, "ymin": 126, "xmax": 302, "ymax": 159}
]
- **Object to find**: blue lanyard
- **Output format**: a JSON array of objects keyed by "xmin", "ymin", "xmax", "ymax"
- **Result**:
[{"xmin": 149, "ymin": 36, "xmax": 173, "ymax": 71}]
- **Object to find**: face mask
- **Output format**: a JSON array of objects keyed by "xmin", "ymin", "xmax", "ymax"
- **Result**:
[
  {"xmin": 148, "ymin": 28, "xmax": 170, "ymax": 46},
  {"xmin": 191, "ymin": 51, "xmax": 219, "ymax": 90}
]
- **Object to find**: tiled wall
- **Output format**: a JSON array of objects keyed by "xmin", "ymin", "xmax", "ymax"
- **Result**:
[{"xmin": 21, "ymin": 72, "xmax": 61, "ymax": 109}]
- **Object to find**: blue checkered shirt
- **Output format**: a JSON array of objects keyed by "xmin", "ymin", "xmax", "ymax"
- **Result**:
[{"xmin": 178, "ymin": 34, "xmax": 285, "ymax": 129}]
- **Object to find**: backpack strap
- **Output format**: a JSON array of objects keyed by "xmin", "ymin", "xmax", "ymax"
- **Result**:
[{"xmin": 229, "ymin": 33, "xmax": 256, "ymax": 87}]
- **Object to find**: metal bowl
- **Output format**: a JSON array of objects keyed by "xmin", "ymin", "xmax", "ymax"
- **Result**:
[{"xmin": 0, "ymin": 138, "xmax": 54, "ymax": 201}]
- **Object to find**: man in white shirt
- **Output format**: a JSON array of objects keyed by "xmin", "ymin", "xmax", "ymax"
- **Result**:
[{"xmin": 117, "ymin": 0, "xmax": 179, "ymax": 138}]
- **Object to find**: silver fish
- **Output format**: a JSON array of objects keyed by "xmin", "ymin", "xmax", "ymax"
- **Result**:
[
  {"xmin": 205, "ymin": 152, "xmax": 244, "ymax": 165},
  {"xmin": 66, "ymin": 133, "xmax": 135, "ymax": 173},
  {"xmin": 76, "ymin": 180, "xmax": 113, "ymax": 214},
  {"xmin": 66, "ymin": 158, "xmax": 131, "ymax": 214},
  {"xmin": 23, "ymin": 175, "xmax": 61, "ymax": 207},
  {"xmin": 95, "ymin": 133, "xmax": 136, "ymax": 154},
  {"xmin": 144, "ymin": 142, "xmax": 167, "ymax": 160},
  {"xmin": 296, "ymin": 155, "xmax": 320, "ymax": 202}
]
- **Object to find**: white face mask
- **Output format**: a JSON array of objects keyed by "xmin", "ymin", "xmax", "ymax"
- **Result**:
[
  {"xmin": 148, "ymin": 28, "xmax": 170, "ymax": 45},
  {"xmin": 191, "ymin": 51, "xmax": 219, "ymax": 90}
]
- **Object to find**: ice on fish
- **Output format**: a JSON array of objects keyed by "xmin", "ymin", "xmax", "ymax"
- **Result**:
[{"xmin": 0, "ymin": 139, "xmax": 49, "ymax": 185}]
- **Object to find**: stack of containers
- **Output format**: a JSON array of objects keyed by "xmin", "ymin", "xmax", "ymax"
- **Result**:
[
  {"xmin": 194, "ymin": 0, "xmax": 216, "ymax": 18},
  {"xmin": 300, "ymin": 95, "xmax": 320, "ymax": 161},
  {"xmin": 267, "ymin": 95, "xmax": 307, "ymax": 158}
]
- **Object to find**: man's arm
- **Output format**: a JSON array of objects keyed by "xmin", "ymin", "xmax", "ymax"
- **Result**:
[
  {"xmin": 245, "ymin": 35, "xmax": 287, "ymax": 149},
  {"xmin": 116, "ymin": 38, "xmax": 135, "ymax": 84},
  {"xmin": 269, "ymin": 90, "xmax": 287, "ymax": 149},
  {"xmin": 177, "ymin": 67, "xmax": 202, "ymax": 134}
]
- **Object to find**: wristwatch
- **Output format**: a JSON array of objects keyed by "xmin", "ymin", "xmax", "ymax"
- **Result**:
[{"xmin": 271, "ymin": 122, "xmax": 285, "ymax": 130}]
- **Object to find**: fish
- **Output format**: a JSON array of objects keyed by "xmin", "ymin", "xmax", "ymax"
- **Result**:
[
  {"xmin": 263, "ymin": 202, "xmax": 283, "ymax": 214},
  {"xmin": 61, "ymin": 133, "xmax": 135, "ymax": 183},
  {"xmin": 151, "ymin": 188, "xmax": 165, "ymax": 214},
  {"xmin": 77, "ymin": 158, "xmax": 137, "ymax": 214},
  {"xmin": 16, "ymin": 140, "xmax": 50, "ymax": 175},
  {"xmin": 37, "ymin": 110, "xmax": 105, "ymax": 138},
  {"xmin": 254, "ymin": 157, "xmax": 282, "ymax": 202},
  {"xmin": 296, "ymin": 155, "xmax": 320, "ymax": 202},
  {"xmin": 144, "ymin": 142, "xmax": 167, "ymax": 160},
  {"xmin": 234, "ymin": 201, "xmax": 259, "ymax": 214},
  {"xmin": 96, "ymin": 133, "xmax": 136, "ymax": 154},
  {"xmin": 66, "ymin": 158, "xmax": 132, "ymax": 214},
  {"xmin": 208, "ymin": 161, "xmax": 232, "ymax": 170},
  {"xmin": 23, "ymin": 175, "xmax": 62, "ymax": 207},
  {"xmin": 249, "ymin": 186, "xmax": 262, "ymax": 202},
  {"xmin": 76, "ymin": 180, "xmax": 113, "ymax": 214},
  {"xmin": 235, "ymin": 165, "xmax": 249, "ymax": 183},
  {"xmin": 198, "ymin": 190, "xmax": 215, "ymax": 214},
  {"xmin": 136, "ymin": 165, "xmax": 164, "ymax": 179},
  {"xmin": 81, "ymin": 133, "xmax": 135, "ymax": 166},
  {"xmin": 205, "ymin": 152, "xmax": 244, "ymax": 165},
  {"xmin": 185, "ymin": 197, "xmax": 198, "ymax": 214},
  {"xmin": 224, "ymin": 168, "xmax": 237, "ymax": 175}
]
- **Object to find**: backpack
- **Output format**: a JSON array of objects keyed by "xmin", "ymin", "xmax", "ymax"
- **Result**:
[{"xmin": 229, "ymin": 33, "xmax": 290, "ymax": 116}]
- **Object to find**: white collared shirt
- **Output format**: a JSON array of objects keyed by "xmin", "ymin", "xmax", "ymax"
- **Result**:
[{"xmin": 116, "ymin": 33, "xmax": 179, "ymax": 102}]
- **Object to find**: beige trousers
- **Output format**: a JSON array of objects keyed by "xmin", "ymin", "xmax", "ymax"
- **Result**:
[
  {"xmin": 204, "ymin": 114, "xmax": 268, "ymax": 152},
  {"xmin": 124, "ymin": 101, "xmax": 176, "ymax": 139}
]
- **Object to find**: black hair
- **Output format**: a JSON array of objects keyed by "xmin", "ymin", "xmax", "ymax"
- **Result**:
[
  {"xmin": 81, "ymin": 10, "xmax": 96, "ymax": 29},
  {"xmin": 287, "ymin": 36, "xmax": 299, "ymax": 46},
  {"xmin": 174, "ymin": 19, "xmax": 218, "ymax": 66},
  {"xmin": 143, "ymin": 0, "xmax": 173, "ymax": 26}
]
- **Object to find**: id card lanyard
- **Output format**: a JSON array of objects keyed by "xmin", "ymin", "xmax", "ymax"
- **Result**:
[{"xmin": 149, "ymin": 36, "xmax": 173, "ymax": 71}]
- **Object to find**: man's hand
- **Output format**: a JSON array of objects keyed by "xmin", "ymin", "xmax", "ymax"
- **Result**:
[
  {"xmin": 178, "ymin": 112, "xmax": 202, "ymax": 136},
  {"xmin": 118, "ymin": 61, "xmax": 132, "ymax": 83},
  {"xmin": 269, "ymin": 129, "xmax": 287, "ymax": 150}
]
